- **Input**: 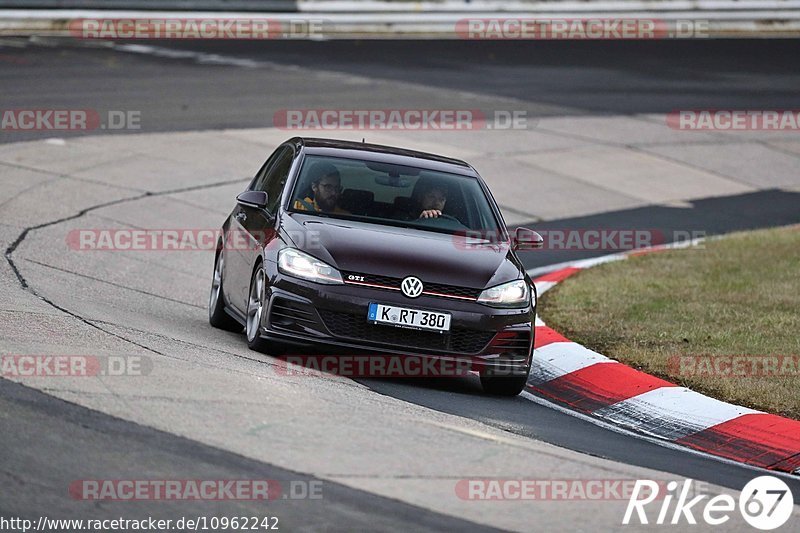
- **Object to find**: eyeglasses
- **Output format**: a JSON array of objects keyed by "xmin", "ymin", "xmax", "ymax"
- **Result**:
[{"xmin": 318, "ymin": 183, "xmax": 342, "ymax": 192}]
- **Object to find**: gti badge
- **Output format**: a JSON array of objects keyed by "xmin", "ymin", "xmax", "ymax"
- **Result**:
[{"xmin": 401, "ymin": 276, "xmax": 424, "ymax": 298}]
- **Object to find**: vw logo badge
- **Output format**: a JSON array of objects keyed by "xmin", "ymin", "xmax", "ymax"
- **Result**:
[{"xmin": 401, "ymin": 276, "xmax": 424, "ymax": 298}]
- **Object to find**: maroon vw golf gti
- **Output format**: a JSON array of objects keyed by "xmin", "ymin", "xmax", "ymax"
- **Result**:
[{"xmin": 209, "ymin": 138, "xmax": 542, "ymax": 395}]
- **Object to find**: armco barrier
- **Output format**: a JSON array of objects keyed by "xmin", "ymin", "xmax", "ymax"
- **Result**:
[
  {"xmin": 2, "ymin": 0, "xmax": 800, "ymax": 37},
  {"xmin": 0, "ymin": 1, "xmax": 297, "ymax": 9}
]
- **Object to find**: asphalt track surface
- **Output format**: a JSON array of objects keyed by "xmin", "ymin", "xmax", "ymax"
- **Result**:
[
  {"xmin": 4, "ymin": 38, "xmax": 800, "ymax": 142},
  {"xmin": 5, "ymin": 37, "xmax": 800, "ymax": 262},
  {"xmin": 0, "ymin": 378, "xmax": 504, "ymax": 532},
  {"xmin": 2, "ymin": 37, "xmax": 800, "ymax": 529}
]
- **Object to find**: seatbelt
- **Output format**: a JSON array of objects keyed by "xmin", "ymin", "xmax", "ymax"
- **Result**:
[{"xmin": 296, "ymin": 198, "xmax": 317, "ymax": 211}]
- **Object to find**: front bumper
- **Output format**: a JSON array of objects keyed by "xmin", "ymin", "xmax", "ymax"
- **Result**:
[{"xmin": 258, "ymin": 263, "xmax": 535, "ymax": 372}]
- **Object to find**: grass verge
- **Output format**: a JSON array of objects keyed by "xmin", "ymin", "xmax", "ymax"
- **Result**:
[{"xmin": 540, "ymin": 225, "xmax": 800, "ymax": 420}]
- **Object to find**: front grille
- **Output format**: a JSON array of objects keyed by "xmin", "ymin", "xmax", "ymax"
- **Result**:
[
  {"xmin": 425, "ymin": 282, "xmax": 481, "ymax": 299},
  {"xmin": 343, "ymin": 272, "xmax": 481, "ymax": 300},
  {"xmin": 318, "ymin": 309, "xmax": 495, "ymax": 354}
]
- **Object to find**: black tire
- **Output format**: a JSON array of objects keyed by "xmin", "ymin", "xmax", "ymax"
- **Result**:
[
  {"xmin": 480, "ymin": 368, "xmax": 530, "ymax": 396},
  {"xmin": 245, "ymin": 262, "xmax": 279, "ymax": 353},
  {"xmin": 209, "ymin": 248, "xmax": 242, "ymax": 332}
]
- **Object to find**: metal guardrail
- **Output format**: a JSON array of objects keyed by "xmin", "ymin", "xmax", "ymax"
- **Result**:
[
  {"xmin": 0, "ymin": 1, "xmax": 298, "ymax": 10},
  {"xmin": 297, "ymin": 0, "xmax": 800, "ymax": 12},
  {"xmin": 4, "ymin": 0, "xmax": 797, "ymax": 11},
  {"xmin": 1, "ymin": 0, "xmax": 800, "ymax": 37}
]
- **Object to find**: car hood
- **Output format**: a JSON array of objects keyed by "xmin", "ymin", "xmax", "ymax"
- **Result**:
[{"xmin": 281, "ymin": 213, "xmax": 523, "ymax": 289}]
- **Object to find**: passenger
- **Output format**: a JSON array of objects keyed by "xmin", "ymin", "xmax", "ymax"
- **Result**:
[{"xmin": 293, "ymin": 162, "xmax": 351, "ymax": 214}]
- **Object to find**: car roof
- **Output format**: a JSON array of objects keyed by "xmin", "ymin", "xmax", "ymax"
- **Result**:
[{"xmin": 291, "ymin": 137, "xmax": 478, "ymax": 177}]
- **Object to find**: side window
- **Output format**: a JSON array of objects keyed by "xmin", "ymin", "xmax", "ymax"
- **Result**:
[
  {"xmin": 253, "ymin": 146, "xmax": 293, "ymax": 213},
  {"xmin": 251, "ymin": 148, "xmax": 282, "ymax": 191}
]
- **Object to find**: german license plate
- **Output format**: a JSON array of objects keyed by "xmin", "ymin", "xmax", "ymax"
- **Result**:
[{"xmin": 367, "ymin": 303, "xmax": 451, "ymax": 333}]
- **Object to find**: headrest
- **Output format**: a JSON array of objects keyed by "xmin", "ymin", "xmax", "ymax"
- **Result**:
[{"xmin": 341, "ymin": 189, "xmax": 374, "ymax": 214}]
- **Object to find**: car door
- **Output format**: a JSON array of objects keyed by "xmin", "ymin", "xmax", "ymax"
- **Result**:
[
  {"xmin": 235, "ymin": 145, "xmax": 295, "ymax": 310},
  {"xmin": 227, "ymin": 147, "xmax": 285, "ymax": 313}
]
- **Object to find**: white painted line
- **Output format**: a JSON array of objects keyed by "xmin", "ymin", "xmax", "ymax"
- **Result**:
[
  {"xmin": 535, "ymin": 342, "xmax": 613, "ymax": 374},
  {"xmin": 533, "ymin": 280, "xmax": 556, "ymax": 295},
  {"xmin": 594, "ymin": 387, "xmax": 762, "ymax": 441},
  {"xmin": 569, "ymin": 253, "xmax": 627, "ymax": 270},
  {"xmin": 113, "ymin": 43, "xmax": 263, "ymax": 68},
  {"xmin": 527, "ymin": 260, "xmax": 582, "ymax": 278},
  {"xmin": 520, "ymin": 390, "xmax": 800, "ymax": 481},
  {"xmin": 526, "ymin": 237, "xmax": 706, "ymax": 279},
  {"xmin": 531, "ymin": 342, "xmax": 613, "ymax": 384}
]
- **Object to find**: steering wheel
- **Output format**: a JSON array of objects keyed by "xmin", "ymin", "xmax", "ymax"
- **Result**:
[
  {"xmin": 417, "ymin": 212, "xmax": 467, "ymax": 229},
  {"xmin": 418, "ymin": 212, "xmax": 458, "ymax": 222},
  {"xmin": 438, "ymin": 213, "xmax": 463, "ymax": 224}
]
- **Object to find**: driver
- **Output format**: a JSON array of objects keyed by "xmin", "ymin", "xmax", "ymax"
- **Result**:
[
  {"xmin": 293, "ymin": 162, "xmax": 351, "ymax": 214},
  {"xmin": 408, "ymin": 179, "xmax": 448, "ymax": 219}
]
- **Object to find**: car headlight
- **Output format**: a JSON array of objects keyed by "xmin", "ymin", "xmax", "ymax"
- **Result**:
[
  {"xmin": 477, "ymin": 279, "xmax": 532, "ymax": 308},
  {"xmin": 278, "ymin": 248, "xmax": 343, "ymax": 285}
]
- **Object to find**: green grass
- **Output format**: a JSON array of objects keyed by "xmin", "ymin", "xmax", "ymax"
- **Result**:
[{"xmin": 540, "ymin": 226, "xmax": 800, "ymax": 419}]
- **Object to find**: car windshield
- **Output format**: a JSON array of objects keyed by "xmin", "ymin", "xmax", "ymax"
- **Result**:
[{"xmin": 288, "ymin": 155, "xmax": 503, "ymax": 239}]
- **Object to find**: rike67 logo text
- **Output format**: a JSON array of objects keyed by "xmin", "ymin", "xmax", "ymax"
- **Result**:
[{"xmin": 624, "ymin": 476, "xmax": 794, "ymax": 530}]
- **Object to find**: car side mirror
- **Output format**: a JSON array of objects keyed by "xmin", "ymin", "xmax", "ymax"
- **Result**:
[
  {"xmin": 236, "ymin": 190, "xmax": 268, "ymax": 210},
  {"xmin": 512, "ymin": 227, "xmax": 544, "ymax": 251}
]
